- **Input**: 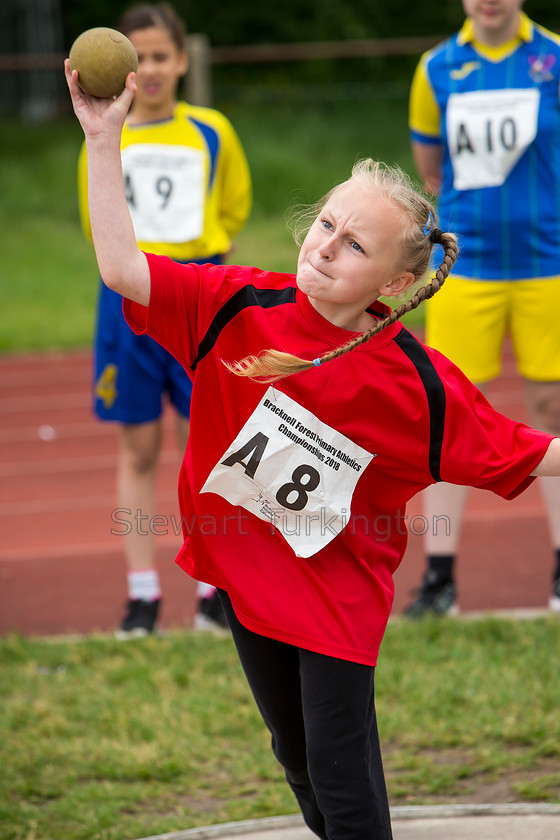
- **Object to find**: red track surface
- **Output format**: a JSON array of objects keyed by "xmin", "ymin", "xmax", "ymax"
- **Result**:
[{"xmin": 0, "ymin": 347, "xmax": 553, "ymax": 637}]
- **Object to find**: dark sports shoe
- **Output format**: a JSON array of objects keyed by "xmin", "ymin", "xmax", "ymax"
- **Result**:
[
  {"xmin": 549, "ymin": 578, "xmax": 560, "ymax": 612},
  {"xmin": 194, "ymin": 590, "xmax": 229, "ymax": 634},
  {"xmin": 403, "ymin": 572, "xmax": 458, "ymax": 618},
  {"xmin": 116, "ymin": 598, "xmax": 161, "ymax": 639}
]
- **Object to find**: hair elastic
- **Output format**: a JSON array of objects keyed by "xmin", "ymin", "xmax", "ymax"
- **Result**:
[
  {"xmin": 312, "ymin": 358, "xmax": 322, "ymax": 367},
  {"xmin": 423, "ymin": 210, "xmax": 434, "ymax": 237}
]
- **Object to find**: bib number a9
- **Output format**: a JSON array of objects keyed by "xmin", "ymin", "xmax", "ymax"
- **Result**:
[{"xmin": 121, "ymin": 143, "xmax": 206, "ymax": 243}]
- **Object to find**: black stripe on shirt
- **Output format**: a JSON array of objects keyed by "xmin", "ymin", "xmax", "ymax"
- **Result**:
[
  {"xmin": 393, "ymin": 330, "xmax": 446, "ymax": 482},
  {"xmin": 191, "ymin": 284, "xmax": 297, "ymax": 371}
]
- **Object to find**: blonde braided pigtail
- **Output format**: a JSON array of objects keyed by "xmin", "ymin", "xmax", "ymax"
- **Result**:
[
  {"xmin": 223, "ymin": 159, "xmax": 459, "ymax": 383},
  {"xmin": 225, "ymin": 230, "xmax": 458, "ymax": 383}
]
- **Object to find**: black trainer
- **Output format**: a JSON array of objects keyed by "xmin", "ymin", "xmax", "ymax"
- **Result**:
[
  {"xmin": 116, "ymin": 598, "xmax": 161, "ymax": 639},
  {"xmin": 194, "ymin": 590, "xmax": 229, "ymax": 634},
  {"xmin": 403, "ymin": 571, "xmax": 458, "ymax": 618}
]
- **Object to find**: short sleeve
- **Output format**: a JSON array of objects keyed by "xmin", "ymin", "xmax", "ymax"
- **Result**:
[
  {"xmin": 123, "ymin": 253, "xmax": 202, "ymax": 371},
  {"xmin": 409, "ymin": 54, "xmax": 441, "ymax": 143},
  {"xmin": 435, "ymin": 354, "xmax": 553, "ymax": 499}
]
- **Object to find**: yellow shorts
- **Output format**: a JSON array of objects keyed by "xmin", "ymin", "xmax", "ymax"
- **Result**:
[{"xmin": 424, "ymin": 275, "xmax": 560, "ymax": 384}]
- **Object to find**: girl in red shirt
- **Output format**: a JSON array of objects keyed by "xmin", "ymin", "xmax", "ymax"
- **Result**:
[{"xmin": 65, "ymin": 64, "xmax": 560, "ymax": 840}]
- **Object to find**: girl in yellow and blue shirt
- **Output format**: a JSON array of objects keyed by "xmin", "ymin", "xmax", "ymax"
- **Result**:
[{"xmin": 78, "ymin": 2, "xmax": 251, "ymax": 636}]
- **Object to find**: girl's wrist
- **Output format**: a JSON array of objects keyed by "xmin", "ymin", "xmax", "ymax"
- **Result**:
[{"xmin": 85, "ymin": 131, "xmax": 122, "ymax": 153}]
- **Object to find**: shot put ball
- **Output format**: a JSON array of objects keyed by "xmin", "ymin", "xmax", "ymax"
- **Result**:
[{"xmin": 69, "ymin": 27, "xmax": 138, "ymax": 98}]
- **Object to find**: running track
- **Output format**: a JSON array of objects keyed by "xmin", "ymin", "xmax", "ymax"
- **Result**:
[{"xmin": 0, "ymin": 345, "xmax": 554, "ymax": 637}]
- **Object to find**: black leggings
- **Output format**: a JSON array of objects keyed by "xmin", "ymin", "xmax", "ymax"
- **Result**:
[{"xmin": 218, "ymin": 591, "xmax": 393, "ymax": 840}]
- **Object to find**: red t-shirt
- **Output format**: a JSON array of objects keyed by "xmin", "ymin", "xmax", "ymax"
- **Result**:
[{"xmin": 124, "ymin": 255, "xmax": 553, "ymax": 665}]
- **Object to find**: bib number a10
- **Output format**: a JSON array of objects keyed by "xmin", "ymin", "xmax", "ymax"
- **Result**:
[
  {"xmin": 447, "ymin": 88, "xmax": 540, "ymax": 190},
  {"xmin": 200, "ymin": 387, "xmax": 376, "ymax": 557}
]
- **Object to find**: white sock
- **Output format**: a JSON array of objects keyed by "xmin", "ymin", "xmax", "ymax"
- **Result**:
[
  {"xmin": 128, "ymin": 569, "xmax": 161, "ymax": 602},
  {"xmin": 196, "ymin": 581, "xmax": 216, "ymax": 600}
]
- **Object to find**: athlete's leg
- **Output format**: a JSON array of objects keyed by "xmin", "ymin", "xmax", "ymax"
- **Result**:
[
  {"xmin": 405, "ymin": 380, "xmax": 490, "ymax": 616},
  {"xmin": 94, "ymin": 284, "xmax": 177, "ymax": 632},
  {"xmin": 175, "ymin": 411, "xmax": 227, "ymax": 631},
  {"xmin": 118, "ymin": 419, "xmax": 163, "ymax": 574},
  {"xmin": 218, "ymin": 592, "xmax": 327, "ymax": 838},
  {"xmin": 405, "ymin": 276, "xmax": 505, "ymax": 616},
  {"xmin": 523, "ymin": 379, "xmax": 560, "ymax": 579},
  {"xmin": 299, "ymin": 650, "xmax": 392, "ymax": 840},
  {"xmin": 512, "ymin": 277, "xmax": 560, "ymax": 607},
  {"xmin": 423, "ymin": 378, "xmax": 490, "ymax": 557},
  {"xmin": 174, "ymin": 412, "xmax": 190, "ymax": 454},
  {"xmin": 114, "ymin": 419, "xmax": 165, "ymax": 636},
  {"xmin": 219, "ymin": 592, "xmax": 392, "ymax": 840}
]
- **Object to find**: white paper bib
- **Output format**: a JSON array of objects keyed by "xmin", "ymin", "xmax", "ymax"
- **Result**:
[
  {"xmin": 121, "ymin": 143, "xmax": 205, "ymax": 243},
  {"xmin": 447, "ymin": 88, "xmax": 540, "ymax": 190},
  {"xmin": 200, "ymin": 387, "xmax": 376, "ymax": 557}
]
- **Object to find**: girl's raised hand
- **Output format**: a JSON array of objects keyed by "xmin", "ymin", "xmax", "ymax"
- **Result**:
[{"xmin": 64, "ymin": 58, "xmax": 136, "ymax": 139}]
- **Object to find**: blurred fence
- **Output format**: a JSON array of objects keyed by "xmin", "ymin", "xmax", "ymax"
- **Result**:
[
  {"xmin": 0, "ymin": 34, "xmax": 441, "ymax": 118},
  {"xmin": 0, "ymin": 0, "xmax": 64, "ymax": 121}
]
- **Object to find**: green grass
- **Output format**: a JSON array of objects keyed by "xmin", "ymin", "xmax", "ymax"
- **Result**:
[
  {"xmin": 0, "ymin": 119, "xmax": 99, "ymax": 352},
  {"xmin": 0, "ymin": 85, "xmax": 425, "ymax": 354},
  {"xmin": 1, "ymin": 616, "xmax": 559, "ymax": 840}
]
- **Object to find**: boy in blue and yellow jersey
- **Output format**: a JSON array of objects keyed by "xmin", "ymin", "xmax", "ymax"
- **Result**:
[
  {"xmin": 77, "ymin": 2, "xmax": 251, "ymax": 636},
  {"xmin": 407, "ymin": 0, "xmax": 560, "ymax": 617}
]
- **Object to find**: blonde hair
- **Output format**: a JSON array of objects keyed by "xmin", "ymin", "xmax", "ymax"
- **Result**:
[{"xmin": 226, "ymin": 159, "xmax": 458, "ymax": 383}]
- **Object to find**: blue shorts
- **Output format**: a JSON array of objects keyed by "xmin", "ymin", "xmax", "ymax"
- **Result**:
[{"xmin": 93, "ymin": 256, "xmax": 222, "ymax": 424}]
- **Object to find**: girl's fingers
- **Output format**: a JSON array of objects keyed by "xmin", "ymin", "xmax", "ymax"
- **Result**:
[
  {"xmin": 116, "ymin": 71, "xmax": 137, "ymax": 109},
  {"xmin": 64, "ymin": 57, "xmax": 134, "ymax": 130},
  {"xmin": 64, "ymin": 60, "xmax": 83, "ymax": 103}
]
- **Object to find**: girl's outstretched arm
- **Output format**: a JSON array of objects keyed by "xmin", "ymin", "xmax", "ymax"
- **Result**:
[
  {"xmin": 64, "ymin": 59, "xmax": 150, "ymax": 306},
  {"xmin": 532, "ymin": 438, "xmax": 560, "ymax": 476}
]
